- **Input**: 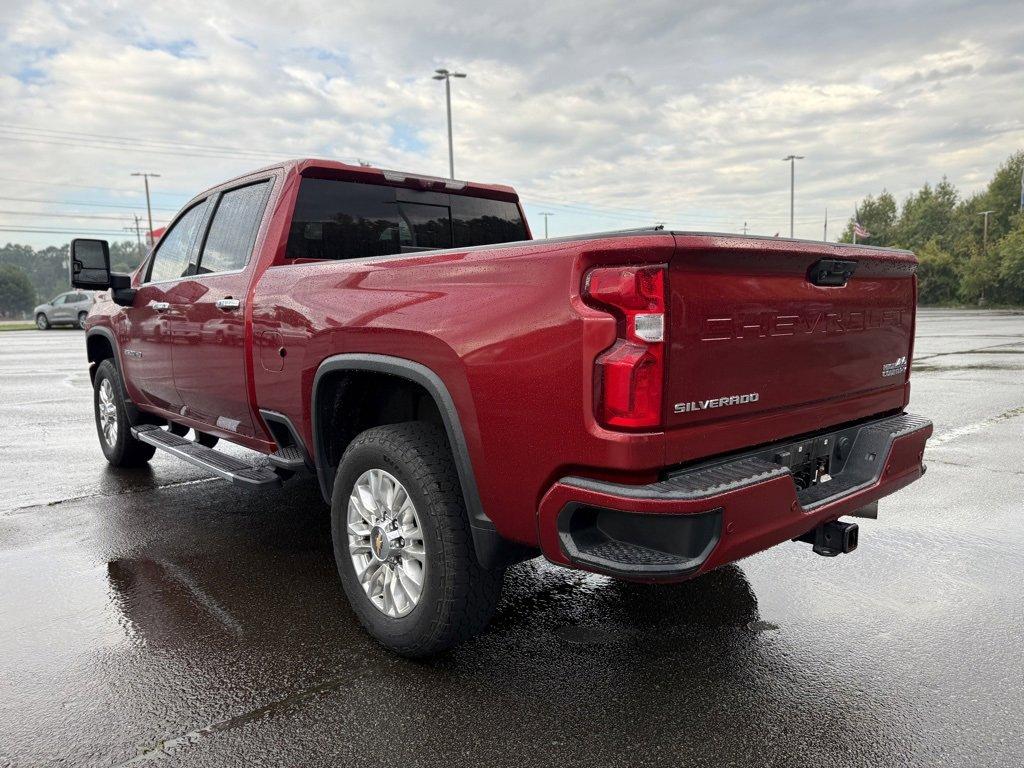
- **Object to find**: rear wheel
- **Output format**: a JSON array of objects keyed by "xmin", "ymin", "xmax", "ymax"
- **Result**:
[
  {"xmin": 36, "ymin": 313, "xmax": 49, "ymax": 330},
  {"xmin": 331, "ymin": 422, "xmax": 503, "ymax": 657},
  {"xmin": 93, "ymin": 359, "xmax": 156, "ymax": 467},
  {"xmin": 77, "ymin": 311, "xmax": 88, "ymax": 329}
]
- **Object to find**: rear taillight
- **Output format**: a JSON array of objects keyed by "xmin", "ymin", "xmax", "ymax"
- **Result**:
[{"xmin": 583, "ymin": 265, "xmax": 667, "ymax": 430}]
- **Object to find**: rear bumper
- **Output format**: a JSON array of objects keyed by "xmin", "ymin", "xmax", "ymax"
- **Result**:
[{"xmin": 537, "ymin": 412, "xmax": 932, "ymax": 581}]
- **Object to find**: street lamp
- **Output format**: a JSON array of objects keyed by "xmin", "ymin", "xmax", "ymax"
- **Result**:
[
  {"xmin": 131, "ymin": 172, "xmax": 161, "ymax": 246},
  {"xmin": 782, "ymin": 155, "xmax": 804, "ymax": 238},
  {"xmin": 433, "ymin": 68, "xmax": 467, "ymax": 180}
]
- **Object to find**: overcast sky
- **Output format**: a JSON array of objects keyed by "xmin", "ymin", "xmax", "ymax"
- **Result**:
[{"xmin": 1, "ymin": 0, "xmax": 1023, "ymax": 247}]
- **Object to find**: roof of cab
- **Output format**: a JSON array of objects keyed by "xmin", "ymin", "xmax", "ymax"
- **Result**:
[{"xmin": 259, "ymin": 158, "xmax": 519, "ymax": 202}]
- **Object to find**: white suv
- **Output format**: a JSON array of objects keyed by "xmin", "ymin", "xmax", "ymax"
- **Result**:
[{"xmin": 33, "ymin": 291, "xmax": 96, "ymax": 330}]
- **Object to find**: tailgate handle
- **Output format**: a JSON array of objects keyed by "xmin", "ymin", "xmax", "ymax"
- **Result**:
[{"xmin": 808, "ymin": 258, "xmax": 857, "ymax": 287}]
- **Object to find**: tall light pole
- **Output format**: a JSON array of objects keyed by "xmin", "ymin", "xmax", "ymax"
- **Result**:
[
  {"xmin": 782, "ymin": 155, "xmax": 804, "ymax": 238},
  {"xmin": 539, "ymin": 212, "xmax": 554, "ymax": 238},
  {"xmin": 131, "ymin": 172, "xmax": 160, "ymax": 246},
  {"xmin": 433, "ymin": 68, "xmax": 467, "ymax": 180},
  {"xmin": 741, "ymin": 221, "xmax": 749, "ymax": 235},
  {"xmin": 978, "ymin": 210, "xmax": 996, "ymax": 250}
]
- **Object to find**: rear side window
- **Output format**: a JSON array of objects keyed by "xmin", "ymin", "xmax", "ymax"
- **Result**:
[
  {"xmin": 198, "ymin": 181, "xmax": 270, "ymax": 274},
  {"xmin": 451, "ymin": 197, "xmax": 527, "ymax": 246},
  {"xmin": 148, "ymin": 200, "xmax": 210, "ymax": 283},
  {"xmin": 286, "ymin": 178, "xmax": 526, "ymax": 260},
  {"xmin": 286, "ymin": 179, "xmax": 402, "ymax": 261}
]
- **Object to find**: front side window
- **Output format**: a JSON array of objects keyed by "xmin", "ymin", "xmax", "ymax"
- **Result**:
[
  {"xmin": 148, "ymin": 200, "xmax": 210, "ymax": 283},
  {"xmin": 198, "ymin": 181, "xmax": 270, "ymax": 274},
  {"xmin": 51, "ymin": 294, "xmax": 67, "ymax": 305}
]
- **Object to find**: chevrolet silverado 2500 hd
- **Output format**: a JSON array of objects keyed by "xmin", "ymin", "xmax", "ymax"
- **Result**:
[{"xmin": 70, "ymin": 159, "xmax": 932, "ymax": 656}]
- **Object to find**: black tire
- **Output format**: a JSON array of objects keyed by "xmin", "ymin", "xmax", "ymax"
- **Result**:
[
  {"xmin": 77, "ymin": 311, "xmax": 88, "ymax": 329},
  {"xmin": 331, "ymin": 422, "xmax": 503, "ymax": 657},
  {"xmin": 93, "ymin": 359, "xmax": 156, "ymax": 467},
  {"xmin": 36, "ymin": 313, "xmax": 50, "ymax": 330},
  {"xmin": 195, "ymin": 431, "xmax": 219, "ymax": 448}
]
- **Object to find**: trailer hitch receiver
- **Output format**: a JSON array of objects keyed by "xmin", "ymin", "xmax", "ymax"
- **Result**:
[{"xmin": 795, "ymin": 520, "xmax": 859, "ymax": 557}]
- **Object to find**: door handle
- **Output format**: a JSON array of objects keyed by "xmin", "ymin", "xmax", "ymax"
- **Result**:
[
  {"xmin": 216, "ymin": 298, "xmax": 241, "ymax": 311},
  {"xmin": 153, "ymin": 301, "xmax": 170, "ymax": 312}
]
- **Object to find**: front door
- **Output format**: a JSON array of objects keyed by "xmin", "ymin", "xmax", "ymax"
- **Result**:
[
  {"xmin": 171, "ymin": 180, "xmax": 272, "ymax": 439},
  {"xmin": 121, "ymin": 198, "xmax": 211, "ymax": 412}
]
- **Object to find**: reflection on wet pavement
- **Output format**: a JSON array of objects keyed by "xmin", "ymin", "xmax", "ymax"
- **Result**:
[{"xmin": 1, "ymin": 311, "xmax": 1023, "ymax": 767}]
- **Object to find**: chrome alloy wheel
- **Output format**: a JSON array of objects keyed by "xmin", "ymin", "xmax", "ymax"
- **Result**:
[
  {"xmin": 347, "ymin": 468, "xmax": 426, "ymax": 618},
  {"xmin": 97, "ymin": 378, "xmax": 119, "ymax": 447}
]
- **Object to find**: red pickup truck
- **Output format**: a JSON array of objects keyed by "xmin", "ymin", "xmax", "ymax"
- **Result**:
[{"xmin": 70, "ymin": 159, "xmax": 931, "ymax": 656}]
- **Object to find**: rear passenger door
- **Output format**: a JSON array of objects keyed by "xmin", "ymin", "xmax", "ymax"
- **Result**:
[{"xmin": 171, "ymin": 180, "xmax": 272, "ymax": 439}]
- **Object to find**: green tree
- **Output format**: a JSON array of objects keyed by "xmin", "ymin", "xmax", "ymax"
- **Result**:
[
  {"xmin": 915, "ymin": 240, "xmax": 959, "ymax": 304},
  {"xmin": 110, "ymin": 239, "xmax": 147, "ymax": 273},
  {"xmin": 0, "ymin": 264, "xmax": 37, "ymax": 317},
  {"xmin": 839, "ymin": 191, "xmax": 898, "ymax": 244},
  {"xmin": 894, "ymin": 177, "xmax": 959, "ymax": 251},
  {"xmin": 958, "ymin": 242, "xmax": 1003, "ymax": 305},
  {"xmin": 982, "ymin": 151, "xmax": 1024, "ymax": 244},
  {"xmin": 995, "ymin": 221, "xmax": 1024, "ymax": 305}
]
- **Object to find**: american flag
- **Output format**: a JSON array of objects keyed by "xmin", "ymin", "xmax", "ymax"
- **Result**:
[{"xmin": 853, "ymin": 222, "xmax": 871, "ymax": 239}]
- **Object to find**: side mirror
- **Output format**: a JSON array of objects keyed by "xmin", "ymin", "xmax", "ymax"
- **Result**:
[{"xmin": 70, "ymin": 239, "xmax": 112, "ymax": 290}]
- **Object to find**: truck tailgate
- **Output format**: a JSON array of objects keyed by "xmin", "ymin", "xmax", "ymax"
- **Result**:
[{"xmin": 666, "ymin": 234, "xmax": 917, "ymax": 434}]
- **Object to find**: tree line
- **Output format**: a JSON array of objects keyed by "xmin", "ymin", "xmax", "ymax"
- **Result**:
[
  {"xmin": 839, "ymin": 150, "xmax": 1024, "ymax": 305},
  {"xmin": 2, "ymin": 151, "xmax": 1022, "ymax": 317},
  {"xmin": 0, "ymin": 241, "xmax": 144, "ymax": 318}
]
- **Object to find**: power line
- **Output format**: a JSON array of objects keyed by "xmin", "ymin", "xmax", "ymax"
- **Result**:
[
  {"xmin": 0, "ymin": 132, "xmax": 277, "ymax": 163},
  {"xmin": 0, "ymin": 123, "xmax": 376, "ymax": 166},
  {"xmin": 0, "ymin": 195, "xmax": 179, "ymax": 212},
  {"xmin": 0, "ymin": 123, "xmax": 291, "ymax": 160},
  {"xmin": 0, "ymin": 226, "xmax": 140, "ymax": 236},
  {"xmin": 0, "ymin": 210, "xmax": 167, "ymax": 222}
]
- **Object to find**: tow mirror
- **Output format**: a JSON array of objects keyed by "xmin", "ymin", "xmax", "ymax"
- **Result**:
[{"xmin": 70, "ymin": 239, "xmax": 112, "ymax": 290}]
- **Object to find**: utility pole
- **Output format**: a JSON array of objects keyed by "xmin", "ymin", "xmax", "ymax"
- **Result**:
[
  {"xmin": 131, "ymin": 172, "xmax": 160, "ymax": 246},
  {"xmin": 538, "ymin": 212, "xmax": 554, "ymax": 238},
  {"xmin": 432, "ymin": 68, "xmax": 467, "ymax": 180},
  {"xmin": 782, "ymin": 155, "xmax": 804, "ymax": 238},
  {"xmin": 1019, "ymin": 163, "xmax": 1023, "ymax": 214},
  {"xmin": 741, "ymin": 221, "xmax": 749, "ymax": 235},
  {"xmin": 125, "ymin": 215, "xmax": 145, "ymax": 262},
  {"xmin": 823, "ymin": 208, "xmax": 828, "ymax": 242},
  {"xmin": 978, "ymin": 210, "xmax": 996, "ymax": 250}
]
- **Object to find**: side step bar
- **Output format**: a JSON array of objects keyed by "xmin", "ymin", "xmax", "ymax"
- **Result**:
[{"xmin": 132, "ymin": 424, "xmax": 281, "ymax": 488}]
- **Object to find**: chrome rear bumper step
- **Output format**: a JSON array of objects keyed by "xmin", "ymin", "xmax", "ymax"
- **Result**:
[{"xmin": 132, "ymin": 424, "xmax": 281, "ymax": 488}]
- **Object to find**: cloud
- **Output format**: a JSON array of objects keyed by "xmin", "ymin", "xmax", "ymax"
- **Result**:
[{"xmin": 0, "ymin": 0, "xmax": 1022, "ymax": 244}]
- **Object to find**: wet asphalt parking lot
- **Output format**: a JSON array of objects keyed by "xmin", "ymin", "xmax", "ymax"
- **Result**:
[{"xmin": 1, "ymin": 308, "xmax": 1022, "ymax": 768}]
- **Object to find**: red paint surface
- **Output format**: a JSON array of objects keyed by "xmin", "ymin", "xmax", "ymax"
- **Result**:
[{"xmin": 88, "ymin": 158, "xmax": 924, "ymax": 573}]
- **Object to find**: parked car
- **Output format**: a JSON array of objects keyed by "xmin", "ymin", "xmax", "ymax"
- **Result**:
[
  {"xmin": 34, "ymin": 291, "xmax": 96, "ymax": 329},
  {"xmin": 69, "ymin": 159, "xmax": 932, "ymax": 656}
]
